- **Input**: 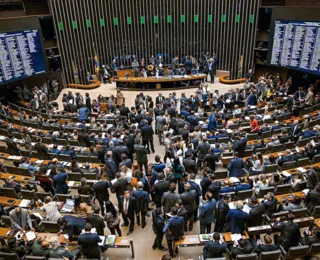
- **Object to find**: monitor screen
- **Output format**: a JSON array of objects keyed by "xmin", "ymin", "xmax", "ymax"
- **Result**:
[
  {"xmin": 269, "ymin": 20, "xmax": 320, "ymax": 75},
  {"xmin": 0, "ymin": 28, "xmax": 47, "ymax": 85}
]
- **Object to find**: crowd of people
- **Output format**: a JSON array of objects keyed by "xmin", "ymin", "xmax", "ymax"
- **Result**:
[{"xmin": 0, "ymin": 69, "xmax": 319, "ymax": 259}]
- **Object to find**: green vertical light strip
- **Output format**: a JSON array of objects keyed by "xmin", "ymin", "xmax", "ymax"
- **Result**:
[
  {"xmin": 113, "ymin": 17, "xmax": 118, "ymax": 26},
  {"xmin": 100, "ymin": 18, "xmax": 105, "ymax": 27},
  {"xmin": 140, "ymin": 16, "xmax": 145, "ymax": 24},
  {"xmin": 167, "ymin": 15, "xmax": 172, "ymax": 23},
  {"xmin": 127, "ymin": 17, "xmax": 132, "ymax": 25},
  {"xmin": 58, "ymin": 22, "xmax": 63, "ymax": 31},
  {"xmin": 194, "ymin": 14, "xmax": 199, "ymax": 23},
  {"xmin": 208, "ymin": 15, "xmax": 212, "ymax": 23},
  {"xmin": 249, "ymin": 14, "xmax": 255, "ymax": 23},
  {"xmin": 221, "ymin": 14, "xmax": 226, "ymax": 23},
  {"xmin": 72, "ymin": 21, "xmax": 77, "ymax": 29},
  {"xmin": 154, "ymin": 16, "xmax": 158, "ymax": 23},
  {"xmin": 235, "ymin": 14, "xmax": 240, "ymax": 23},
  {"xmin": 181, "ymin": 14, "xmax": 185, "ymax": 23},
  {"xmin": 86, "ymin": 19, "xmax": 91, "ymax": 28}
]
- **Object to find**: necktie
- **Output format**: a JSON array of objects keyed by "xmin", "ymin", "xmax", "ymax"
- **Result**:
[
  {"xmin": 148, "ymin": 179, "xmax": 152, "ymax": 191},
  {"xmin": 124, "ymin": 199, "xmax": 129, "ymax": 215}
]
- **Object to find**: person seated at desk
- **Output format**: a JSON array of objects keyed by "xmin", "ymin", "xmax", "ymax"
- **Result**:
[
  {"xmin": 252, "ymin": 234, "xmax": 278, "ymax": 255},
  {"xmin": 61, "ymin": 145, "xmax": 77, "ymax": 160},
  {"xmin": 281, "ymin": 195, "xmax": 304, "ymax": 211},
  {"xmin": 235, "ymin": 177, "xmax": 252, "ymax": 192},
  {"xmin": 273, "ymin": 213, "xmax": 301, "ymax": 251},
  {"xmin": 220, "ymin": 180, "xmax": 235, "ymax": 194},
  {"xmin": 202, "ymin": 232, "xmax": 227, "ymax": 259},
  {"xmin": 291, "ymin": 172, "xmax": 307, "ymax": 192},
  {"xmin": 53, "ymin": 167, "xmax": 69, "ymax": 194},
  {"xmin": 78, "ymin": 223, "xmax": 102, "ymax": 259},
  {"xmin": 266, "ymin": 136, "xmax": 280, "ymax": 149},
  {"xmin": 226, "ymin": 200, "xmax": 249, "ymax": 234},
  {"xmin": 78, "ymin": 177, "xmax": 93, "ymax": 196},
  {"xmin": 253, "ymin": 174, "xmax": 270, "ymax": 194},
  {"xmin": 302, "ymin": 226, "xmax": 320, "ymax": 246},
  {"xmin": 3, "ymin": 177, "xmax": 21, "ymax": 193},
  {"xmin": 9, "ymin": 207, "xmax": 35, "ymax": 232},
  {"xmin": 57, "ymin": 215, "xmax": 86, "ymax": 242},
  {"xmin": 72, "ymin": 194, "xmax": 92, "ymax": 218},
  {"xmin": 230, "ymin": 237, "xmax": 253, "ymax": 259},
  {"xmin": 49, "ymin": 144, "xmax": 61, "ymax": 155},
  {"xmin": 43, "ymin": 195, "xmax": 62, "ymax": 222},
  {"xmin": 0, "ymin": 237, "xmax": 27, "ymax": 258}
]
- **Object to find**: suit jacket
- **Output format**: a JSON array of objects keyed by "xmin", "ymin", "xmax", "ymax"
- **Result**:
[
  {"xmin": 92, "ymin": 181, "xmax": 110, "ymax": 201},
  {"xmin": 34, "ymin": 142, "xmax": 49, "ymax": 160},
  {"xmin": 78, "ymin": 133, "xmax": 90, "ymax": 147},
  {"xmin": 132, "ymin": 189, "xmax": 149, "ymax": 212},
  {"xmin": 87, "ymin": 214, "xmax": 105, "ymax": 236},
  {"xmin": 291, "ymin": 125, "xmax": 302, "ymax": 137},
  {"xmin": 152, "ymin": 210, "xmax": 165, "ymax": 234},
  {"xmin": 155, "ymin": 116, "xmax": 166, "ymax": 131},
  {"xmin": 53, "ymin": 172, "xmax": 68, "ymax": 194},
  {"xmin": 134, "ymin": 144, "xmax": 148, "ymax": 163},
  {"xmin": 216, "ymin": 199, "xmax": 230, "ymax": 224},
  {"xmin": 231, "ymin": 239, "xmax": 253, "ymax": 258},
  {"xmin": 119, "ymin": 196, "xmax": 136, "ymax": 218},
  {"xmin": 234, "ymin": 138, "xmax": 248, "ymax": 157},
  {"xmin": 254, "ymin": 244, "xmax": 278, "ymax": 254},
  {"xmin": 78, "ymin": 232, "xmax": 101, "ymax": 258},
  {"xmin": 305, "ymin": 190, "xmax": 320, "ymax": 212},
  {"xmin": 203, "ymin": 241, "xmax": 227, "ymax": 259},
  {"xmin": 197, "ymin": 142, "xmax": 211, "ymax": 160},
  {"xmin": 153, "ymin": 180, "xmax": 170, "ymax": 205},
  {"xmin": 9, "ymin": 209, "xmax": 32, "ymax": 230},
  {"xmin": 6, "ymin": 138, "xmax": 20, "ymax": 155},
  {"xmin": 199, "ymin": 199, "xmax": 216, "ymax": 224},
  {"xmin": 183, "ymin": 158, "xmax": 197, "ymax": 173},
  {"xmin": 205, "ymin": 153, "xmax": 219, "ymax": 171},
  {"xmin": 77, "ymin": 184, "xmax": 93, "ymax": 195},
  {"xmin": 141, "ymin": 125, "xmax": 154, "ymax": 141},
  {"xmin": 263, "ymin": 197, "xmax": 278, "ymax": 217},
  {"xmin": 226, "ymin": 209, "xmax": 249, "ymax": 234},
  {"xmin": 114, "ymin": 178, "xmax": 129, "ymax": 199},
  {"xmin": 180, "ymin": 190, "xmax": 197, "ymax": 214},
  {"xmin": 156, "ymin": 96, "xmax": 165, "ymax": 105},
  {"xmin": 161, "ymin": 191, "xmax": 181, "ymax": 213},
  {"xmin": 228, "ymin": 157, "xmax": 244, "ymax": 177},
  {"xmin": 163, "ymin": 215, "xmax": 184, "ymax": 240},
  {"xmin": 273, "ymin": 221, "xmax": 301, "ymax": 251},
  {"xmin": 105, "ymin": 157, "xmax": 117, "ymax": 179},
  {"xmin": 248, "ymin": 203, "xmax": 265, "ymax": 227}
]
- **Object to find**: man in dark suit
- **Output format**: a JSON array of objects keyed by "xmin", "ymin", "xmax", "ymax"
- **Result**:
[
  {"xmin": 119, "ymin": 191, "xmax": 136, "ymax": 235},
  {"xmin": 34, "ymin": 137, "xmax": 49, "ymax": 159},
  {"xmin": 273, "ymin": 213, "xmax": 301, "ymax": 251},
  {"xmin": 186, "ymin": 111, "xmax": 198, "ymax": 131},
  {"xmin": 78, "ymin": 128, "xmax": 90, "ymax": 147},
  {"xmin": 92, "ymin": 174, "xmax": 110, "ymax": 216},
  {"xmin": 53, "ymin": 168, "xmax": 68, "ymax": 194},
  {"xmin": 134, "ymin": 139, "xmax": 148, "ymax": 172},
  {"xmin": 230, "ymin": 238, "xmax": 253, "ymax": 258},
  {"xmin": 183, "ymin": 153, "xmax": 197, "ymax": 174},
  {"xmin": 152, "ymin": 172, "xmax": 170, "ymax": 208},
  {"xmin": 87, "ymin": 207, "xmax": 105, "ymax": 236},
  {"xmin": 305, "ymin": 184, "xmax": 320, "ymax": 212},
  {"xmin": 162, "ymin": 206, "xmax": 184, "ymax": 257},
  {"xmin": 233, "ymin": 134, "xmax": 248, "ymax": 157},
  {"xmin": 226, "ymin": 201, "xmax": 249, "ymax": 234},
  {"xmin": 6, "ymin": 135, "xmax": 20, "ymax": 155},
  {"xmin": 141, "ymin": 120, "xmax": 155, "ymax": 153},
  {"xmin": 156, "ymin": 93, "xmax": 165, "ymax": 105},
  {"xmin": 214, "ymin": 194, "xmax": 231, "ymax": 232},
  {"xmin": 119, "ymin": 103, "xmax": 130, "ymax": 118},
  {"xmin": 207, "ymin": 174, "xmax": 222, "ymax": 200},
  {"xmin": 180, "ymin": 182, "xmax": 197, "ymax": 232},
  {"xmin": 290, "ymin": 120, "xmax": 302, "ymax": 143},
  {"xmin": 104, "ymin": 151, "xmax": 117, "ymax": 180},
  {"xmin": 78, "ymin": 223, "xmax": 101, "ymax": 259},
  {"xmin": 197, "ymin": 136, "xmax": 211, "ymax": 168},
  {"xmin": 253, "ymin": 234, "xmax": 278, "ymax": 255},
  {"xmin": 57, "ymin": 215, "xmax": 86, "ymax": 242},
  {"xmin": 113, "ymin": 172, "xmax": 130, "ymax": 205},
  {"xmin": 199, "ymin": 192, "xmax": 216, "ymax": 234},
  {"xmin": 203, "ymin": 232, "xmax": 227, "ymax": 259},
  {"xmin": 132, "ymin": 182, "xmax": 149, "ymax": 228},
  {"xmin": 205, "ymin": 147, "xmax": 219, "ymax": 171},
  {"xmin": 262, "ymin": 192, "xmax": 278, "ymax": 217},
  {"xmin": 247, "ymin": 196, "xmax": 265, "ymax": 227},
  {"xmin": 166, "ymin": 103, "xmax": 177, "ymax": 119},
  {"xmin": 177, "ymin": 124, "xmax": 189, "ymax": 141},
  {"xmin": 227, "ymin": 152, "xmax": 245, "ymax": 177},
  {"xmin": 152, "ymin": 208, "xmax": 167, "ymax": 251}
]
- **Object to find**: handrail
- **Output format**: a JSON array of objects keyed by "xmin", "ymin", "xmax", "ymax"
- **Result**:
[
  {"xmin": 219, "ymin": 75, "xmax": 246, "ymax": 84},
  {"xmin": 67, "ymin": 79, "xmax": 101, "ymax": 89}
]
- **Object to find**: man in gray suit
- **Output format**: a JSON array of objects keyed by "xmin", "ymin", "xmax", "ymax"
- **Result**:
[
  {"xmin": 30, "ymin": 95, "xmax": 40, "ymax": 113},
  {"xmin": 9, "ymin": 207, "xmax": 34, "ymax": 231},
  {"xmin": 134, "ymin": 140, "xmax": 148, "ymax": 173},
  {"xmin": 197, "ymin": 136, "xmax": 211, "ymax": 169},
  {"xmin": 156, "ymin": 112, "xmax": 166, "ymax": 145}
]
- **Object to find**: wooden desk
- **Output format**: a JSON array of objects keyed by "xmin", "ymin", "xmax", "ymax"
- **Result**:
[
  {"xmin": 314, "ymin": 218, "xmax": 320, "ymax": 228},
  {"xmin": 223, "ymin": 232, "xmax": 249, "ymax": 243},
  {"xmin": 112, "ymin": 75, "xmax": 207, "ymax": 83},
  {"xmin": 0, "ymin": 172, "xmax": 31, "ymax": 183},
  {"xmin": 274, "ymin": 192, "xmax": 305, "ymax": 203},
  {"xmin": 0, "ymin": 196, "xmax": 19, "ymax": 207},
  {"xmin": 175, "ymin": 235, "xmax": 200, "ymax": 247},
  {"xmin": 247, "ymin": 225, "xmax": 272, "ymax": 235},
  {"xmin": 111, "ymin": 236, "xmax": 134, "ymax": 258}
]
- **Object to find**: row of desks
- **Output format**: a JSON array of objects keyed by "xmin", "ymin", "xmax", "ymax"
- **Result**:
[{"xmin": 0, "ymin": 227, "xmax": 135, "ymax": 258}]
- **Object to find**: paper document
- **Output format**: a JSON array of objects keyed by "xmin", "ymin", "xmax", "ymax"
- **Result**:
[
  {"xmin": 25, "ymin": 231, "xmax": 36, "ymax": 241},
  {"xmin": 228, "ymin": 202, "xmax": 236, "ymax": 209},
  {"xmin": 68, "ymin": 181, "xmax": 75, "ymax": 187},
  {"xmin": 230, "ymin": 233, "xmax": 242, "ymax": 242},
  {"xmin": 229, "ymin": 177, "xmax": 240, "ymax": 183},
  {"xmin": 98, "ymin": 236, "xmax": 106, "ymax": 246},
  {"xmin": 19, "ymin": 199, "xmax": 30, "ymax": 208},
  {"xmin": 302, "ymin": 189, "xmax": 310, "ymax": 195},
  {"xmin": 281, "ymin": 171, "xmax": 291, "ymax": 177},
  {"xmin": 243, "ymin": 204, "xmax": 251, "ymax": 214},
  {"xmin": 297, "ymin": 167, "xmax": 306, "ymax": 173},
  {"xmin": 32, "ymin": 212, "xmax": 43, "ymax": 220},
  {"xmin": 36, "ymin": 160, "xmax": 44, "ymax": 164}
]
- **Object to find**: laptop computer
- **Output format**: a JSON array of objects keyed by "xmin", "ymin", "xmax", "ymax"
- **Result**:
[{"xmin": 60, "ymin": 199, "xmax": 74, "ymax": 212}]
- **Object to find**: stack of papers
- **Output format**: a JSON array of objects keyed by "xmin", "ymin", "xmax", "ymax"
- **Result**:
[
  {"xmin": 230, "ymin": 233, "xmax": 242, "ymax": 242},
  {"xmin": 36, "ymin": 160, "xmax": 44, "ymax": 164},
  {"xmin": 68, "ymin": 181, "xmax": 75, "ymax": 187},
  {"xmin": 281, "ymin": 171, "xmax": 291, "ymax": 177},
  {"xmin": 243, "ymin": 204, "xmax": 252, "ymax": 214},
  {"xmin": 229, "ymin": 177, "xmax": 240, "ymax": 183},
  {"xmin": 25, "ymin": 231, "xmax": 36, "ymax": 241},
  {"xmin": 297, "ymin": 167, "xmax": 307, "ymax": 173},
  {"xmin": 7, "ymin": 156, "xmax": 22, "ymax": 160},
  {"xmin": 19, "ymin": 199, "xmax": 30, "ymax": 208}
]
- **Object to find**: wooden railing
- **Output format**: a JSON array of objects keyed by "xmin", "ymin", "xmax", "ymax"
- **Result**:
[
  {"xmin": 219, "ymin": 75, "xmax": 246, "ymax": 84},
  {"xmin": 67, "ymin": 79, "xmax": 101, "ymax": 89}
]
